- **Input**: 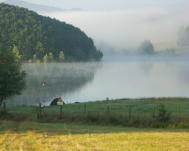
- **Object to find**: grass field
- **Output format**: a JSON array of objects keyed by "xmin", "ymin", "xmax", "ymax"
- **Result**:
[
  {"xmin": 0, "ymin": 121, "xmax": 189, "ymax": 151},
  {"xmin": 5, "ymin": 98, "xmax": 189, "ymax": 128},
  {"xmin": 1, "ymin": 98, "xmax": 189, "ymax": 150},
  {"xmin": 8, "ymin": 97, "xmax": 189, "ymax": 116}
]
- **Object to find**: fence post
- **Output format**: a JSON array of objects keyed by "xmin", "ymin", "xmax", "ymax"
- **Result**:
[
  {"xmin": 107, "ymin": 104, "xmax": 110, "ymax": 115},
  {"xmin": 178, "ymin": 104, "xmax": 181, "ymax": 120},
  {"xmin": 2, "ymin": 102, "xmax": 6, "ymax": 113},
  {"xmin": 152, "ymin": 106, "xmax": 156, "ymax": 118},
  {"xmin": 84, "ymin": 104, "xmax": 87, "ymax": 114},
  {"xmin": 128, "ymin": 106, "xmax": 132, "ymax": 120},
  {"xmin": 60, "ymin": 105, "xmax": 63, "ymax": 119},
  {"xmin": 37, "ymin": 103, "xmax": 42, "ymax": 119}
]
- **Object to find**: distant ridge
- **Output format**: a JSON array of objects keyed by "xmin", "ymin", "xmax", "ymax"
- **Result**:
[
  {"xmin": 0, "ymin": 3, "xmax": 103, "ymax": 61},
  {"xmin": 3, "ymin": 0, "xmax": 65, "ymax": 13}
]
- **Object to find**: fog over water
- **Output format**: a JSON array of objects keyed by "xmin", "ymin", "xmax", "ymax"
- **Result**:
[
  {"xmin": 43, "ymin": 6, "xmax": 189, "ymax": 51},
  {"xmin": 7, "ymin": 56, "xmax": 189, "ymax": 106},
  {"xmin": 4, "ymin": 0, "xmax": 189, "ymax": 106}
]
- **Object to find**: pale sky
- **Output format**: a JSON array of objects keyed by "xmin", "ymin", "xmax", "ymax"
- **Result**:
[
  {"xmin": 38, "ymin": 0, "xmax": 189, "ymax": 51},
  {"xmin": 20, "ymin": 0, "xmax": 188, "ymax": 10},
  {"xmin": 1, "ymin": 0, "xmax": 189, "ymax": 51}
]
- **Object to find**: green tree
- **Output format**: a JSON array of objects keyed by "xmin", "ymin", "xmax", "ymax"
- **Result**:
[
  {"xmin": 0, "ymin": 3, "xmax": 103, "ymax": 62},
  {"xmin": 178, "ymin": 26, "xmax": 189, "ymax": 48},
  {"xmin": 74, "ymin": 48, "xmax": 86, "ymax": 61},
  {"xmin": 43, "ymin": 54, "xmax": 49, "ymax": 63},
  {"xmin": 33, "ymin": 54, "xmax": 37, "ymax": 63},
  {"xmin": 36, "ymin": 42, "xmax": 44, "ymax": 52},
  {"xmin": 0, "ymin": 44, "xmax": 26, "ymax": 108},
  {"xmin": 48, "ymin": 52, "xmax": 54, "ymax": 62},
  {"xmin": 12, "ymin": 45, "xmax": 22, "ymax": 61},
  {"xmin": 138, "ymin": 40, "xmax": 155, "ymax": 54},
  {"xmin": 59, "ymin": 51, "xmax": 64, "ymax": 62}
]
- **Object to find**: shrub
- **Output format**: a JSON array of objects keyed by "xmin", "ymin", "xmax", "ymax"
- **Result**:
[{"xmin": 153, "ymin": 104, "xmax": 171, "ymax": 127}]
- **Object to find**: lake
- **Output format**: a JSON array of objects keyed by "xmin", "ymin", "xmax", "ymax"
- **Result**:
[{"xmin": 7, "ymin": 56, "xmax": 189, "ymax": 106}]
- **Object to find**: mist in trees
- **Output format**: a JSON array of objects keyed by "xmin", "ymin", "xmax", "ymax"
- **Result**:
[
  {"xmin": 138, "ymin": 40, "xmax": 155, "ymax": 55},
  {"xmin": 178, "ymin": 26, "xmax": 189, "ymax": 51}
]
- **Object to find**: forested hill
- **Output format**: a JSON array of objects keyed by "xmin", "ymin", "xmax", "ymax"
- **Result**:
[{"xmin": 0, "ymin": 3, "xmax": 103, "ymax": 62}]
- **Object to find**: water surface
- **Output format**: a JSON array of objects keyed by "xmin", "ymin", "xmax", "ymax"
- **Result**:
[{"xmin": 7, "ymin": 56, "xmax": 189, "ymax": 106}]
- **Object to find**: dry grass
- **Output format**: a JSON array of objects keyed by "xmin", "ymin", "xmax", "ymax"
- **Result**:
[{"xmin": 0, "ymin": 121, "xmax": 189, "ymax": 151}]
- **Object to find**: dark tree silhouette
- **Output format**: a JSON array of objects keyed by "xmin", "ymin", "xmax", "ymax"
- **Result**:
[
  {"xmin": 0, "ymin": 44, "xmax": 26, "ymax": 108},
  {"xmin": 138, "ymin": 40, "xmax": 155, "ymax": 54}
]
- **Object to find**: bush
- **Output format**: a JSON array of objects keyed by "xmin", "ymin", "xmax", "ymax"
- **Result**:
[
  {"xmin": 153, "ymin": 104, "xmax": 171, "ymax": 127},
  {"xmin": 108, "ymin": 115, "xmax": 121, "ymax": 125},
  {"xmin": 87, "ymin": 113, "xmax": 99, "ymax": 123},
  {"xmin": 169, "ymin": 121, "xmax": 189, "ymax": 129}
]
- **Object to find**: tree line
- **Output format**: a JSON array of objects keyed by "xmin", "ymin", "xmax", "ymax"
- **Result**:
[{"xmin": 0, "ymin": 3, "xmax": 103, "ymax": 62}]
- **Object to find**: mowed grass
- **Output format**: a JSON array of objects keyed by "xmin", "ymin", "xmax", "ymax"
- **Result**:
[{"xmin": 0, "ymin": 121, "xmax": 189, "ymax": 151}]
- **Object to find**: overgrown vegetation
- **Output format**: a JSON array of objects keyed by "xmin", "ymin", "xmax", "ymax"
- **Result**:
[{"xmin": 0, "ymin": 3, "xmax": 103, "ymax": 62}]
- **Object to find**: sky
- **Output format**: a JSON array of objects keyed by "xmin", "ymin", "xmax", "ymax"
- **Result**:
[
  {"xmin": 2, "ymin": 0, "xmax": 189, "ymax": 52},
  {"xmin": 37, "ymin": 0, "xmax": 189, "ymax": 51},
  {"xmin": 20, "ymin": 0, "xmax": 188, "ymax": 10}
]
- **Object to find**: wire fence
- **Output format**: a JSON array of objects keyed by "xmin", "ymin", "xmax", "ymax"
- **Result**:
[{"xmin": 36, "ymin": 101, "xmax": 189, "ymax": 123}]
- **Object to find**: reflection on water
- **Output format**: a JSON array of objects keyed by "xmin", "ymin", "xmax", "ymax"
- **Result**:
[
  {"xmin": 7, "ymin": 63, "xmax": 101, "ymax": 106},
  {"xmin": 68, "ymin": 61, "xmax": 189, "ymax": 103},
  {"xmin": 7, "ymin": 58, "xmax": 189, "ymax": 106}
]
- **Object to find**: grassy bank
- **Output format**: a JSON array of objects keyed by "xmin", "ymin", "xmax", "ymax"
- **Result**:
[
  {"xmin": 3, "ymin": 98, "xmax": 189, "ymax": 128},
  {"xmin": 1, "ymin": 98, "xmax": 189, "ymax": 150},
  {"xmin": 0, "ymin": 121, "xmax": 189, "ymax": 151}
]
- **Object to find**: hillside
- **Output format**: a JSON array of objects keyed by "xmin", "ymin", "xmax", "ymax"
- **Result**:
[{"xmin": 0, "ymin": 3, "xmax": 103, "ymax": 62}]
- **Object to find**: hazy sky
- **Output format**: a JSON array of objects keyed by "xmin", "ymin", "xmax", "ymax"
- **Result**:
[
  {"xmin": 38, "ymin": 0, "xmax": 189, "ymax": 51},
  {"xmin": 21, "ymin": 0, "xmax": 188, "ymax": 10},
  {"xmin": 2, "ymin": 0, "xmax": 189, "ymax": 51}
]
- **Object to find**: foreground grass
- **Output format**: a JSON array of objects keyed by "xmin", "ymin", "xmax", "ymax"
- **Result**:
[{"xmin": 0, "ymin": 121, "xmax": 189, "ymax": 151}]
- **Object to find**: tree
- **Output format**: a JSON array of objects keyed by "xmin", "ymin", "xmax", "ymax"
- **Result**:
[
  {"xmin": 59, "ymin": 51, "xmax": 64, "ymax": 62},
  {"xmin": 0, "ymin": 44, "xmax": 26, "ymax": 108},
  {"xmin": 138, "ymin": 40, "xmax": 155, "ymax": 54},
  {"xmin": 48, "ymin": 52, "xmax": 54, "ymax": 62},
  {"xmin": 33, "ymin": 54, "xmax": 37, "ymax": 62},
  {"xmin": 36, "ymin": 42, "xmax": 44, "ymax": 52},
  {"xmin": 43, "ymin": 54, "xmax": 49, "ymax": 63},
  {"xmin": 178, "ymin": 26, "xmax": 189, "ymax": 48},
  {"xmin": 12, "ymin": 45, "xmax": 22, "ymax": 61},
  {"xmin": 0, "ymin": 3, "xmax": 103, "ymax": 62}
]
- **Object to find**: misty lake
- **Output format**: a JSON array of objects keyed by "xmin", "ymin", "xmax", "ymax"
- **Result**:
[{"xmin": 7, "ymin": 56, "xmax": 189, "ymax": 106}]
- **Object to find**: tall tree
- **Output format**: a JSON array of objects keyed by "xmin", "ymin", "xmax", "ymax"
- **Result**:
[
  {"xmin": 0, "ymin": 44, "xmax": 26, "ymax": 107},
  {"xmin": 48, "ymin": 52, "xmax": 54, "ymax": 62},
  {"xmin": 59, "ymin": 51, "xmax": 65, "ymax": 62},
  {"xmin": 43, "ymin": 54, "xmax": 49, "ymax": 63},
  {"xmin": 178, "ymin": 26, "xmax": 189, "ymax": 48},
  {"xmin": 12, "ymin": 45, "xmax": 22, "ymax": 61}
]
